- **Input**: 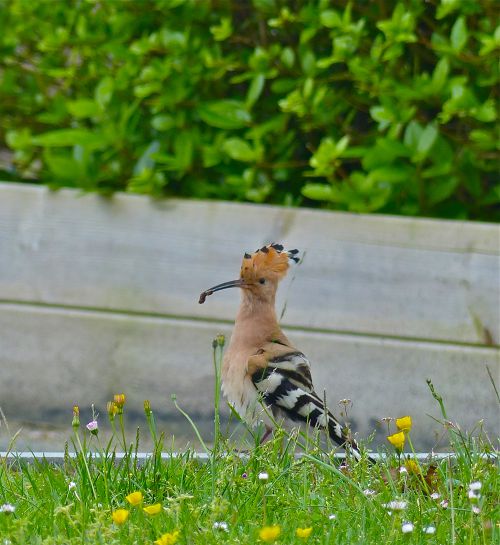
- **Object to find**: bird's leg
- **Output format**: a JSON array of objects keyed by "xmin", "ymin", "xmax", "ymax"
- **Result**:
[{"xmin": 259, "ymin": 425, "xmax": 273, "ymax": 444}]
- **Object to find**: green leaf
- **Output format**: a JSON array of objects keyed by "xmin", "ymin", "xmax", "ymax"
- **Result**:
[
  {"xmin": 431, "ymin": 57, "xmax": 449, "ymax": 93},
  {"xmin": 309, "ymin": 136, "xmax": 349, "ymax": 177},
  {"xmin": 428, "ymin": 176, "xmax": 459, "ymax": 205},
  {"xmin": 174, "ymin": 132, "xmax": 193, "ymax": 172},
  {"xmin": 271, "ymin": 78, "xmax": 297, "ymax": 94},
  {"xmin": 202, "ymin": 145, "xmax": 222, "ymax": 168},
  {"xmin": 133, "ymin": 82, "xmax": 161, "ymax": 98},
  {"xmin": 133, "ymin": 141, "xmax": 160, "ymax": 176},
  {"xmin": 368, "ymin": 165, "xmax": 414, "ymax": 184},
  {"xmin": 31, "ymin": 129, "xmax": 109, "ymax": 150},
  {"xmin": 436, "ymin": 0, "xmax": 460, "ymax": 20},
  {"xmin": 95, "ymin": 77, "xmax": 114, "ymax": 109},
  {"xmin": 335, "ymin": 136, "xmax": 350, "ymax": 155},
  {"xmin": 160, "ymin": 29, "xmax": 186, "ymax": 49},
  {"xmin": 210, "ymin": 17, "xmax": 232, "ymax": 41},
  {"xmin": 151, "ymin": 115, "xmax": 175, "ymax": 131},
  {"xmin": 127, "ymin": 169, "xmax": 166, "ymax": 195},
  {"xmin": 422, "ymin": 162, "xmax": 452, "ymax": 179},
  {"xmin": 471, "ymin": 100, "xmax": 497, "ymax": 123},
  {"xmin": 303, "ymin": 77, "xmax": 314, "ymax": 99},
  {"xmin": 197, "ymin": 100, "xmax": 251, "ymax": 129},
  {"xmin": 300, "ymin": 50, "xmax": 316, "ymax": 76},
  {"xmin": 469, "ymin": 130, "xmax": 497, "ymax": 151},
  {"xmin": 44, "ymin": 150, "xmax": 83, "ymax": 182},
  {"xmin": 301, "ymin": 183, "xmax": 333, "ymax": 201},
  {"xmin": 67, "ymin": 99, "xmax": 100, "ymax": 119},
  {"xmin": 6, "ymin": 128, "xmax": 32, "ymax": 150},
  {"xmin": 246, "ymin": 74, "xmax": 265, "ymax": 108},
  {"xmin": 280, "ymin": 47, "xmax": 295, "ymax": 68},
  {"xmin": 404, "ymin": 121, "xmax": 423, "ymax": 152},
  {"xmin": 320, "ymin": 10, "xmax": 341, "ymax": 28},
  {"xmin": 451, "ymin": 16, "xmax": 468, "ymax": 53},
  {"xmin": 362, "ymin": 138, "xmax": 410, "ymax": 170},
  {"xmin": 370, "ymin": 105, "xmax": 395, "ymax": 130},
  {"xmin": 222, "ymin": 138, "xmax": 257, "ymax": 162},
  {"xmin": 416, "ymin": 124, "xmax": 438, "ymax": 160}
]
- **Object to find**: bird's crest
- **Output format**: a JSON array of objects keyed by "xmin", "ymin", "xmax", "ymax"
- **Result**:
[{"xmin": 240, "ymin": 243, "xmax": 299, "ymax": 282}]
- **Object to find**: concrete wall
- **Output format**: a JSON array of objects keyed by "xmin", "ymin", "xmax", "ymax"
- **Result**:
[{"xmin": 1, "ymin": 182, "xmax": 498, "ymax": 449}]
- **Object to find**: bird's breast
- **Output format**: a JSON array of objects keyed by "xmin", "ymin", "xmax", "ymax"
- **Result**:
[{"xmin": 221, "ymin": 351, "xmax": 260, "ymax": 419}]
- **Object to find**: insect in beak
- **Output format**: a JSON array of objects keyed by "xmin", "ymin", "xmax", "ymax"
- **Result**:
[{"xmin": 199, "ymin": 279, "xmax": 244, "ymax": 304}]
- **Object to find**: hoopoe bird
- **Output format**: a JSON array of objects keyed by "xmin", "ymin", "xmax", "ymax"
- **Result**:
[{"xmin": 199, "ymin": 243, "xmax": 372, "ymax": 463}]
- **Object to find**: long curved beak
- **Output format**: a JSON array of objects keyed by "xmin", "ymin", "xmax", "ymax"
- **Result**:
[{"xmin": 199, "ymin": 279, "xmax": 243, "ymax": 304}]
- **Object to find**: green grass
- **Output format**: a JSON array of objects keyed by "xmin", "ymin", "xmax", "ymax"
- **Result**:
[{"xmin": 0, "ymin": 341, "xmax": 498, "ymax": 544}]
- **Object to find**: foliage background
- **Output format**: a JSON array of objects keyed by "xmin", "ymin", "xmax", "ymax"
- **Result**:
[{"xmin": 0, "ymin": 0, "xmax": 498, "ymax": 220}]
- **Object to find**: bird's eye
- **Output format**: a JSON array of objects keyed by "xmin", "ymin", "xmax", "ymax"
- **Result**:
[{"xmin": 259, "ymin": 278, "xmax": 266, "ymax": 284}]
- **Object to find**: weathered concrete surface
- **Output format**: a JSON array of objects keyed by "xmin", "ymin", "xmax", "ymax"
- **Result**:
[{"xmin": 1, "ymin": 304, "xmax": 498, "ymax": 450}]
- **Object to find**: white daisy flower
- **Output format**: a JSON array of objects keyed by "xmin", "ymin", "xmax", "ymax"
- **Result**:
[
  {"xmin": 468, "ymin": 481, "xmax": 482, "ymax": 491},
  {"xmin": 468, "ymin": 489, "xmax": 480, "ymax": 500},
  {"xmin": 401, "ymin": 522, "xmax": 414, "ymax": 533},
  {"xmin": 383, "ymin": 500, "xmax": 408, "ymax": 511},
  {"xmin": 213, "ymin": 521, "xmax": 229, "ymax": 531}
]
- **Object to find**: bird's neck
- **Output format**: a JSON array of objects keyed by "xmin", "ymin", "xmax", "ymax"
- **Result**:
[{"xmin": 229, "ymin": 294, "xmax": 285, "ymax": 352}]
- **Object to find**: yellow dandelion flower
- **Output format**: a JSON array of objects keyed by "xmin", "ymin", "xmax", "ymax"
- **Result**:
[
  {"xmin": 259, "ymin": 525, "xmax": 281, "ymax": 542},
  {"xmin": 154, "ymin": 530, "xmax": 180, "ymax": 545},
  {"xmin": 113, "ymin": 393, "xmax": 126, "ymax": 414},
  {"xmin": 396, "ymin": 416, "xmax": 412, "ymax": 432},
  {"xmin": 387, "ymin": 431, "xmax": 405, "ymax": 451},
  {"xmin": 107, "ymin": 401, "xmax": 118, "ymax": 419},
  {"xmin": 143, "ymin": 503, "xmax": 162, "ymax": 515},
  {"xmin": 296, "ymin": 527, "xmax": 313, "ymax": 538},
  {"xmin": 72, "ymin": 405, "xmax": 80, "ymax": 428},
  {"xmin": 125, "ymin": 491, "xmax": 143, "ymax": 506},
  {"xmin": 111, "ymin": 509, "xmax": 129, "ymax": 524}
]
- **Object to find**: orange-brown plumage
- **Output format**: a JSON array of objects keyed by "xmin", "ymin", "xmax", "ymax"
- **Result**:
[{"xmin": 240, "ymin": 245, "xmax": 291, "ymax": 283}]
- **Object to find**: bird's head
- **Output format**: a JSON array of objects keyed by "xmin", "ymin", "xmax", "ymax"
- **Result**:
[{"xmin": 199, "ymin": 243, "xmax": 300, "ymax": 305}]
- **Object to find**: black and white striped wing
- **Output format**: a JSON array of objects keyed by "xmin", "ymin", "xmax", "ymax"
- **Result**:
[{"xmin": 249, "ymin": 351, "xmax": 348, "ymax": 450}]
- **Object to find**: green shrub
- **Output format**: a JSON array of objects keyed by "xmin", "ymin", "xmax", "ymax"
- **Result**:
[{"xmin": 0, "ymin": 0, "xmax": 498, "ymax": 220}]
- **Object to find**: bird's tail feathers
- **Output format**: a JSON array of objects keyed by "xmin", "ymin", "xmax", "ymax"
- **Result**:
[{"xmin": 302, "ymin": 395, "xmax": 375, "ymax": 465}]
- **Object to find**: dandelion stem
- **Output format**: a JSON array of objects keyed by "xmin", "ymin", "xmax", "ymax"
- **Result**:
[
  {"xmin": 172, "ymin": 396, "xmax": 210, "ymax": 456},
  {"xmin": 212, "ymin": 336, "xmax": 223, "ymax": 455},
  {"xmin": 96, "ymin": 434, "xmax": 110, "ymax": 507},
  {"xmin": 447, "ymin": 457, "xmax": 456, "ymax": 545},
  {"xmin": 426, "ymin": 378, "xmax": 447, "ymax": 419},
  {"xmin": 262, "ymin": 490, "xmax": 267, "ymax": 525},
  {"xmin": 118, "ymin": 413, "xmax": 131, "ymax": 488},
  {"xmin": 73, "ymin": 430, "xmax": 96, "ymax": 500},
  {"xmin": 426, "ymin": 379, "xmax": 463, "ymax": 457},
  {"xmin": 119, "ymin": 413, "xmax": 128, "ymax": 454},
  {"xmin": 211, "ymin": 335, "xmax": 224, "ymax": 498},
  {"xmin": 406, "ymin": 434, "xmax": 430, "ymax": 495}
]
